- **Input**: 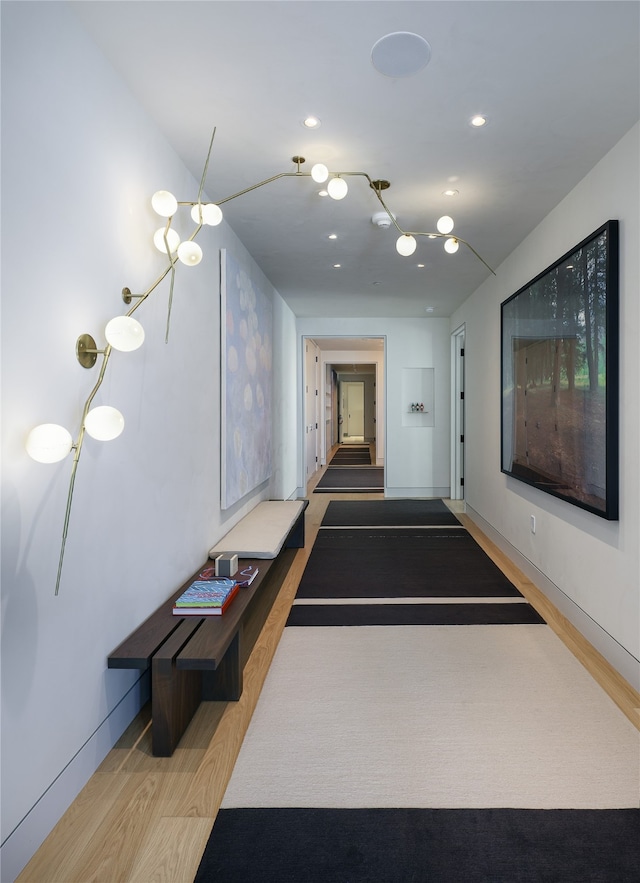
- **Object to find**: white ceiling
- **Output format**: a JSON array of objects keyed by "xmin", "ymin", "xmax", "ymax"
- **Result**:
[{"xmin": 71, "ymin": 1, "xmax": 639, "ymax": 320}]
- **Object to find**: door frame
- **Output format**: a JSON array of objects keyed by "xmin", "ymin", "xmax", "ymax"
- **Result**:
[{"xmin": 451, "ymin": 324, "xmax": 465, "ymax": 500}]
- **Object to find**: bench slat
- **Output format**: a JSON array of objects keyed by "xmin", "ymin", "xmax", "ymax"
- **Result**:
[
  {"xmin": 176, "ymin": 557, "xmax": 273, "ymax": 670},
  {"xmin": 107, "ymin": 587, "xmax": 187, "ymax": 669}
]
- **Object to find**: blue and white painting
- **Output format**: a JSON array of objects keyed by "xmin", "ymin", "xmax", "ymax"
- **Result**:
[{"xmin": 220, "ymin": 249, "xmax": 273, "ymax": 509}]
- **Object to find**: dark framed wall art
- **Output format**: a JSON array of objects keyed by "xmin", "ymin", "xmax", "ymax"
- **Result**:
[{"xmin": 500, "ymin": 220, "xmax": 619, "ymax": 520}]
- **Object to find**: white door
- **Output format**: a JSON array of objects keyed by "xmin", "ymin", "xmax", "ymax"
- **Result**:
[
  {"xmin": 305, "ymin": 341, "xmax": 320, "ymax": 478},
  {"xmin": 341, "ymin": 381, "xmax": 364, "ymax": 441}
]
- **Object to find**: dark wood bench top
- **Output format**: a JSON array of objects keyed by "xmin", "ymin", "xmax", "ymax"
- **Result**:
[{"xmin": 108, "ymin": 556, "xmax": 274, "ymax": 670}]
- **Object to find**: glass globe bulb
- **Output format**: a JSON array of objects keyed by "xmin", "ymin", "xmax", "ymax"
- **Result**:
[
  {"xmin": 105, "ymin": 316, "xmax": 145, "ymax": 352},
  {"xmin": 153, "ymin": 227, "xmax": 180, "ymax": 254},
  {"xmin": 444, "ymin": 237, "xmax": 459, "ymax": 254},
  {"xmin": 177, "ymin": 240, "xmax": 203, "ymax": 266},
  {"xmin": 327, "ymin": 177, "xmax": 348, "ymax": 200},
  {"xmin": 190, "ymin": 203, "xmax": 223, "ymax": 226},
  {"xmin": 437, "ymin": 215, "xmax": 454, "ymax": 235},
  {"xmin": 311, "ymin": 163, "xmax": 329, "ymax": 183},
  {"xmin": 151, "ymin": 190, "xmax": 178, "ymax": 217},
  {"xmin": 84, "ymin": 406, "xmax": 125, "ymax": 441},
  {"xmin": 26, "ymin": 423, "xmax": 73, "ymax": 463},
  {"xmin": 396, "ymin": 234, "xmax": 417, "ymax": 257}
]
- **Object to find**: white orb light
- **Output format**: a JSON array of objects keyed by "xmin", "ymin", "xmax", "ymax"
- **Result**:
[
  {"xmin": 177, "ymin": 240, "xmax": 203, "ymax": 266},
  {"xmin": 105, "ymin": 316, "xmax": 145, "ymax": 352},
  {"xmin": 437, "ymin": 215, "xmax": 454, "ymax": 235},
  {"xmin": 311, "ymin": 163, "xmax": 329, "ymax": 183},
  {"xmin": 151, "ymin": 190, "xmax": 178, "ymax": 217},
  {"xmin": 26, "ymin": 424, "xmax": 73, "ymax": 463},
  {"xmin": 444, "ymin": 237, "xmax": 459, "ymax": 254},
  {"xmin": 396, "ymin": 234, "xmax": 417, "ymax": 257},
  {"xmin": 190, "ymin": 203, "xmax": 223, "ymax": 226},
  {"xmin": 84, "ymin": 406, "xmax": 125, "ymax": 441},
  {"xmin": 327, "ymin": 177, "xmax": 348, "ymax": 200},
  {"xmin": 153, "ymin": 227, "xmax": 180, "ymax": 254}
]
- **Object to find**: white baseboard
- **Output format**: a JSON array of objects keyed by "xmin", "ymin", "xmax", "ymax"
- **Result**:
[
  {"xmin": 385, "ymin": 487, "xmax": 450, "ymax": 498},
  {"xmin": 0, "ymin": 674, "xmax": 149, "ymax": 883},
  {"xmin": 465, "ymin": 504, "xmax": 640, "ymax": 691}
]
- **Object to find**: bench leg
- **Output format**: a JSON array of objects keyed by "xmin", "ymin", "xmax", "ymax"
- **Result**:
[
  {"xmin": 151, "ymin": 658, "xmax": 202, "ymax": 757},
  {"xmin": 202, "ymin": 629, "xmax": 242, "ymax": 701},
  {"xmin": 285, "ymin": 508, "xmax": 306, "ymax": 548}
]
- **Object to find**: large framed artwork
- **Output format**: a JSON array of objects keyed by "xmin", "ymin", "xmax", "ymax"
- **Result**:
[
  {"xmin": 220, "ymin": 249, "xmax": 272, "ymax": 509},
  {"xmin": 500, "ymin": 220, "xmax": 619, "ymax": 520}
]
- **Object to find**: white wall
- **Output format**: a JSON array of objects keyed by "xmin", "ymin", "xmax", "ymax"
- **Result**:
[
  {"xmin": 451, "ymin": 123, "xmax": 640, "ymax": 686},
  {"xmin": 0, "ymin": 4, "xmax": 297, "ymax": 879},
  {"xmin": 297, "ymin": 319, "xmax": 451, "ymax": 497}
]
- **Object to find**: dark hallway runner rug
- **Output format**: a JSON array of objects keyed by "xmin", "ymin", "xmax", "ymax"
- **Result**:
[
  {"xmin": 321, "ymin": 498, "xmax": 461, "ymax": 525},
  {"xmin": 314, "ymin": 466, "xmax": 383, "ymax": 492},
  {"xmin": 196, "ymin": 807, "xmax": 640, "ymax": 882},
  {"xmin": 330, "ymin": 446, "xmax": 371, "ymax": 465},
  {"xmin": 295, "ymin": 528, "xmax": 520, "ymax": 598},
  {"xmin": 195, "ymin": 499, "xmax": 640, "ymax": 882}
]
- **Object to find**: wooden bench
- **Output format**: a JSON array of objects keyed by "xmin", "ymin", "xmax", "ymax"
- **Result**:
[{"xmin": 108, "ymin": 500, "xmax": 308, "ymax": 756}]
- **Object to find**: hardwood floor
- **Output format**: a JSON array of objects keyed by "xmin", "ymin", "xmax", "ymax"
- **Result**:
[{"xmin": 17, "ymin": 466, "xmax": 639, "ymax": 882}]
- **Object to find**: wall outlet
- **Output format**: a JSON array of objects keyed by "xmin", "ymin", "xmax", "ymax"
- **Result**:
[{"xmin": 530, "ymin": 515, "xmax": 536, "ymax": 534}]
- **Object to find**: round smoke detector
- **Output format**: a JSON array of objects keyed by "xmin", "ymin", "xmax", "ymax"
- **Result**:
[{"xmin": 372, "ymin": 211, "xmax": 394, "ymax": 229}]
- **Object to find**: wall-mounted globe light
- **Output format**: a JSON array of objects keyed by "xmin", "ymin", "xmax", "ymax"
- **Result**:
[
  {"xmin": 105, "ymin": 316, "xmax": 145, "ymax": 352},
  {"xmin": 153, "ymin": 227, "xmax": 180, "ymax": 254},
  {"xmin": 151, "ymin": 190, "xmax": 178, "ymax": 217},
  {"xmin": 26, "ymin": 424, "xmax": 73, "ymax": 463},
  {"xmin": 190, "ymin": 202, "xmax": 223, "ymax": 226},
  {"xmin": 396, "ymin": 234, "xmax": 417, "ymax": 256},
  {"xmin": 327, "ymin": 177, "xmax": 348, "ymax": 200},
  {"xmin": 437, "ymin": 215, "xmax": 454, "ymax": 235},
  {"xmin": 84, "ymin": 406, "xmax": 125, "ymax": 441},
  {"xmin": 177, "ymin": 240, "xmax": 203, "ymax": 266},
  {"xmin": 311, "ymin": 163, "xmax": 329, "ymax": 183},
  {"xmin": 444, "ymin": 237, "xmax": 459, "ymax": 254}
]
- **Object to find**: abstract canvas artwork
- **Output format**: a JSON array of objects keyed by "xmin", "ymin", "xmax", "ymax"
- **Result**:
[{"xmin": 220, "ymin": 249, "xmax": 273, "ymax": 509}]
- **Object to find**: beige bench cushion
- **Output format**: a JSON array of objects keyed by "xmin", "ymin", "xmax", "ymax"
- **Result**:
[{"xmin": 209, "ymin": 500, "xmax": 305, "ymax": 559}]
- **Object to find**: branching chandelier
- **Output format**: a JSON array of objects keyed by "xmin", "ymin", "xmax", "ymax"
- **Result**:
[{"xmin": 25, "ymin": 128, "xmax": 495, "ymax": 594}]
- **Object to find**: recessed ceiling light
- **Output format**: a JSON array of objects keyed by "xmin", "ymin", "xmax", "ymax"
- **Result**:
[
  {"xmin": 303, "ymin": 116, "xmax": 321, "ymax": 129},
  {"xmin": 425, "ymin": 307, "xmax": 434, "ymax": 313},
  {"xmin": 470, "ymin": 114, "xmax": 487, "ymax": 127},
  {"xmin": 417, "ymin": 263, "xmax": 425, "ymax": 268},
  {"xmin": 318, "ymin": 190, "xmax": 329, "ymax": 197},
  {"xmin": 333, "ymin": 263, "xmax": 341, "ymax": 268},
  {"xmin": 328, "ymin": 233, "xmax": 338, "ymax": 240},
  {"xmin": 442, "ymin": 189, "xmax": 459, "ymax": 197}
]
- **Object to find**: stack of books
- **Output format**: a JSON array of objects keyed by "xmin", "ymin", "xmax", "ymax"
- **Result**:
[
  {"xmin": 172, "ymin": 565, "xmax": 260, "ymax": 616},
  {"xmin": 172, "ymin": 578, "xmax": 239, "ymax": 616}
]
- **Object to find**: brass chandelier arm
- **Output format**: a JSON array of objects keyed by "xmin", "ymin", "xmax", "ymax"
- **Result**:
[
  {"xmin": 211, "ymin": 167, "xmax": 496, "ymax": 274},
  {"xmin": 54, "ymin": 347, "xmax": 112, "ymax": 596},
  {"xmin": 215, "ymin": 171, "xmax": 306, "ymax": 206}
]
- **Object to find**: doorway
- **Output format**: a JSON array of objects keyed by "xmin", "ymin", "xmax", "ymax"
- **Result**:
[{"xmin": 341, "ymin": 381, "xmax": 365, "ymax": 442}]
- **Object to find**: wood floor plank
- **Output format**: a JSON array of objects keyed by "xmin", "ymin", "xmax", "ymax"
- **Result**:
[{"xmin": 128, "ymin": 817, "xmax": 214, "ymax": 883}]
